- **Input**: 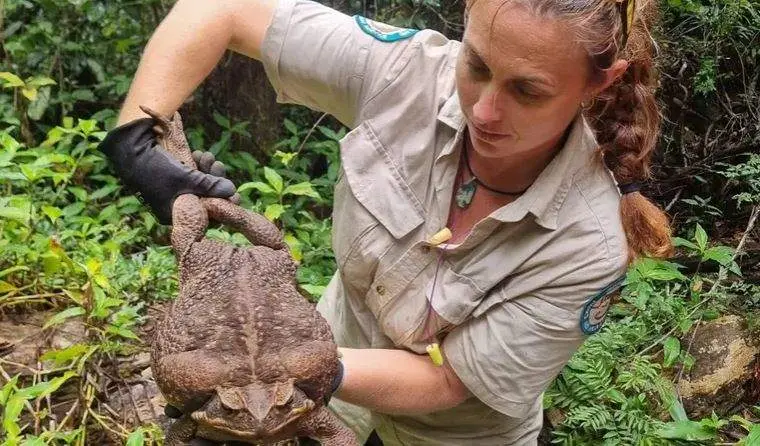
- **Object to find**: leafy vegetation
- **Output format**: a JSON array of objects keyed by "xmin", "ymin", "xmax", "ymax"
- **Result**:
[{"xmin": 1, "ymin": 0, "xmax": 759, "ymax": 444}]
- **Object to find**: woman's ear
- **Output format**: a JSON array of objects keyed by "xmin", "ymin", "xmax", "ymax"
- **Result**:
[{"xmin": 586, "ymin": 59, "xmax": 630, "ymax": 100}]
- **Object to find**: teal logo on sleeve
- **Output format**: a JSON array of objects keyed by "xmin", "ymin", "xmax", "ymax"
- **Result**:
[
  {"xmin": 580, "ymin": 275, "xmax": 625, "ymax": 335},
  {"xmin": 354, "ymin": 15, "xmax": 418, "ymax": 42}
]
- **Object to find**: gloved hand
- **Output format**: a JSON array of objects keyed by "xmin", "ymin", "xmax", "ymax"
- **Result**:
[{"xmin": 98, "ymin": 118, "xmax": 237, "ymax": 225}]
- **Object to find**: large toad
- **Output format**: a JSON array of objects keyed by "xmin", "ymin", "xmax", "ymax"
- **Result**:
[{"xmin": 143, "ymin": 107, "xmax": 357, "ymax": 446}]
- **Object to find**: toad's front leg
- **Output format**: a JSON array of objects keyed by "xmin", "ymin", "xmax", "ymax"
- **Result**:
[
  {"xmin": 153, "ymin": 349, "xmax": 235, "ymax": 413},
  {"xmin": 297, "ymin": 407, "xmax": 360, "ymax": 446},
  {"xmin": 164, "ymin": 414, "xmax": 199, "ymax": 446}
]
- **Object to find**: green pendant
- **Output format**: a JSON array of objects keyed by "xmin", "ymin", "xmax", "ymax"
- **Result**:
[{"xmin": 455, "ymin": 178, "xmax": 477, "ymax": 208}]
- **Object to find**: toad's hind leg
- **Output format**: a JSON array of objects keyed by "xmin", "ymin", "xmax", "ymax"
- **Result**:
[
  {"xmin": 171, "ymin": 194, "xmax": 208, "ymax": 257},
  {"xmin": 202, "ymin": 197, "xmax": 284, "ymax": 250}
]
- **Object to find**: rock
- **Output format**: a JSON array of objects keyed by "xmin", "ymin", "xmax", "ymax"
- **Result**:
[
  {"xmin": 0, "ymin": 310, "xmax": 85, "ymax": 376},
  {"xmin": 105, "ymin": 378, "xmax": 171, "ymax": 430},
  {"xmin": 676, "ymin": 315, "xmax": 760, "ymax": 418}
]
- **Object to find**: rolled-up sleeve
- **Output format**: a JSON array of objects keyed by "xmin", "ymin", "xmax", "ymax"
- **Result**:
[
  {"xmin": 442, "ymin": 254, "xmax": 627, "ymax": 419},
  {"xmin": 259, "ymin": 0, "xmax": 420, "ymax": 127}
]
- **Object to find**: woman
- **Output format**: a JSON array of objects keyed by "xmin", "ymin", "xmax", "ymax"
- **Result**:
[{"xmin": 100, "ymin": 0, "xmax": 673, "ymax": 443}]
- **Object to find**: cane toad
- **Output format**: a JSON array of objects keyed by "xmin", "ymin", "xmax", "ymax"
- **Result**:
[{"xmin": 144, "ymin": 107, "xmax": 357, "ymax": 445}]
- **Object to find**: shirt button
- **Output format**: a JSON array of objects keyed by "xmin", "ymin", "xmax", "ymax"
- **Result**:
[
  {"xmin": 376, "ymin": 285, "xmax": 387, "ymax": 295},
  {"xmin": 421, "ymin": 245, "xmax": 431, "ymax": 254}
]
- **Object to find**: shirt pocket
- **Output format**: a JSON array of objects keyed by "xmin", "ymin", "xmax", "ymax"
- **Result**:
[{"xmin": 332, "ymin": 121, "xmax": 425, "ymax": 294}]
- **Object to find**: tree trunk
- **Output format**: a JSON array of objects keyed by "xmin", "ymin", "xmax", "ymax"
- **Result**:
[{"xmin": 181, "ymin": 51, "xmax": 282, "ymax": 159}]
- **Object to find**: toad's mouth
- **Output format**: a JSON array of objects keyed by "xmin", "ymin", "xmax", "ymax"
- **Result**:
[{"xmin": 191, "ymin": 399, "xmax": 317, "ymax": 440}]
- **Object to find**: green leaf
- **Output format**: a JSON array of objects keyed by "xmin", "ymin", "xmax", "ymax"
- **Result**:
[
  {"xmin": 283, "ymin": 118, "xmax": 299, "ymax": 135},
  {"xmin": 106, "ymin": 326, "xmax": 141, "ymax": 341},
  {"xmin": 604, "ymin": 388, "xmax": 626, "ymax": 404},
  {"xmin": 26, "ymin": 76, "xmax": 56, "ymax": 88},
  {"xmin": 0, "ymin": 201, "xmax": 31, "ymax": 225},
  {"xmin": 317, "ymin": 125, "xmax": 341, "ymax": 141},
  {"xmin": 274, "ymin": 150, "xmax": 296, "ymax": 167},
  {"xmin": 264, "ymin": 204, "xmax": 286, "ymax": 221},
  {"xmin": 21, "ymin": 86, "xmax": 37, "ymax": 101},
  {"xmin": 42, "ymin": 254, "xmax": 62, "ymax": 275},
  {"xmin": 42, "ymin": 307, "xmax": 85, "ymax": 330},
  {"xmin": 0, "ymin": 266, "xmax": 29, "ymax": 279},
  {"xmin": 77, "ymin": 119, "xmax": 98, "ymax": 135},
  {"xmin": 16, "ymin": 371, "xmax": 77, "ymax": 400},
  {"xmin": 68, "ymin": 186, "xmax": 88, "ymax": 202},
  {"xmin": 41, "ymin": 205, "xmax": 63, "ymax": 223},
  {"xmin": 672, "ymin": 237, "xmax": 699, "ymax": 251},
  {"xmin": 62, "ymin": 201, "xmax": 86, "ymax": 217},
  {"xmin": 3, "ymin": 394, "xmax": 24, "ymax": 438},
  {"xmin": 678, "ymin": 318, "xmax": 694, "ymax": 334},
  {"xmin": 237, "ymin": 181, "xmax": 275, "ymax": 195},
  {"xmin": 21, "ymin": 436, "xmax": 46, "ymax": 446},
  {"xmin": 27, "ymin": 86, "xmax": 52, "ymax": 121},
  {"xmin": 702, "ymin": 246, "xmax": 734, "ymax": 266},
  {"xmin": 40, "ymin": 344, "xmax": 90, "ymax": 365},
  {"xmin": 0, "ymin": 280, "xmax": 17, "ymax": 293},
  {"xmin": 42, "ymin": 126, "xmax": 65, "ymax": 147},
  {"xmin": 125, "ymin": 429, "xmax": 145, "ymax": 446},
  {"xmin": 745, "ymin": 424, "xmax": 760, "ymax": 445},
  {"xmin": 89, "ymin": 183, "xmax": 120, "ymax": 200},
  {"xmin": 71, "ymin": 89, "xmax": 96, "ymax": 102},
  {"xmin": 263, "ymin": 167, "xmax": 284, "ymax": 194},
  {"xmin": 668, "ymin": 398, "xmax": 689, "ymax": 422},
  {"xmin": 0, "ymin": 375, "xmax": 19, "ymax": 405},
  {"xmin": 283, "ymin": 182, "xmax": 320, "ymax": 199},
  {"xmin": 284, "ymin": 233, "xmax": 302, "ymax": 262},
  {"xmin": 657, "ymin": 420, "xmax": 716, "ymax": 440},
  {"xmin": 694, "ymin": 224, "xmax": 708, "ymax": 251},
  {"xmin": 0, "ymin": 72, "xmax": 24, "ymax": 88},
  {"xmin": 299, "ymin": 284, "xmax": 326, "ymax": 297},
  {"xmin": 663, "ymin": 337, "xmax": 681, "ymax": 368},
  {"xmin": 213, "ymin": 112, "xmax": 230, "ymax": 128}
]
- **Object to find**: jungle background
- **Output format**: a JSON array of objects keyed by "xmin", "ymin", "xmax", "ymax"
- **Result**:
[{"xmin": 1, "ymin": 0, "xmax": 759, "ymax": 444}]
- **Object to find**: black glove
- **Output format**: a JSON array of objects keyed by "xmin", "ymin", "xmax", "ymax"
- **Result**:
[{"xmin": 98, "ymin": 118, "xmax": 237, "ymax": 224}]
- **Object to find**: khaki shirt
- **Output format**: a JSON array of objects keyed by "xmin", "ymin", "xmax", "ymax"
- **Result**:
[{"xmin": 261, "ymin": 0, "xmax": 629, "ymax": 444}]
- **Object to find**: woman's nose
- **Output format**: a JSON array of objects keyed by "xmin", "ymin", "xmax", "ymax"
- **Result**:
[{"xmin": 472, "ymin": 88, "xmax": 502, "ymax": 124}]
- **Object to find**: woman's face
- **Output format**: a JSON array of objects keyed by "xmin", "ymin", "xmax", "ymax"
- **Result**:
[{"xmin": 455, "ymin": 0, "xmax": 595, "ymax": 159}]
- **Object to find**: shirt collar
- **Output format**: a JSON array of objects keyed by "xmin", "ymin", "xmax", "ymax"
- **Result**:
[
  {"xmin": 437, "ymin": 92, "xmax": 466, "ymax": 133},
  {"xmin": 436, "ymin": 90, "xmax": 598, "ymax": 230},
  {"xmin": 492, "ymin": 113, "xmax": 597, "ymax": 230}
]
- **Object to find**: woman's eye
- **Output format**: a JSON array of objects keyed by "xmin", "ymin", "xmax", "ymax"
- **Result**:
[
  {"xmin": 467, "ymin": 61, "xmax": 490, "ymax": 79},
  {"xmin": 514, "ymin": 85, "xmax": 544, "ymax": 101}
]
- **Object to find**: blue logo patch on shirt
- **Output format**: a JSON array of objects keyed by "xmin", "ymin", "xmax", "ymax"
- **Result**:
[
  {"xmin": 580, "ymin": 275, "xmax": 626, "ymax": 335},
  {"xmin": 354, "ymin": 15, "xmax": 418, "ymax": 42}
]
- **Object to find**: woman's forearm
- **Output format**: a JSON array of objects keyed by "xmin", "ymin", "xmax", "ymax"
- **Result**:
[
  {"xmin": 118, "ymin": 0, "xmax": 277, "ymax": 125},
  {"xmin": 334, "ymin": 347, "xmax": 470, "ymax": 415}
]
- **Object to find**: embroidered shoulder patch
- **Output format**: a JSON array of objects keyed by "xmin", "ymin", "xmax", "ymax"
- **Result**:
[
  {"xmin": 580, "ymin": 276, "xmax": 625, "ymax": 335},
  {"xmin": 354, "ymin": 15, "xmax": 418, "ymax": 42}
]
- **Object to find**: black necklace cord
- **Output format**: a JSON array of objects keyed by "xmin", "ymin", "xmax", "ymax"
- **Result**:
[{"xmin": 462, "ymin": 136, "xmax": 530, "ymax": 196}]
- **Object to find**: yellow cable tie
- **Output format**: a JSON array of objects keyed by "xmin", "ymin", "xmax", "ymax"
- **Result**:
[
  {"xmin": 427, "ymin": 228, "xmax": 452, "ymax": 246},
  {"xmin": 426, "ymin": 343, "xmax": 444, "ymax": 367}
]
